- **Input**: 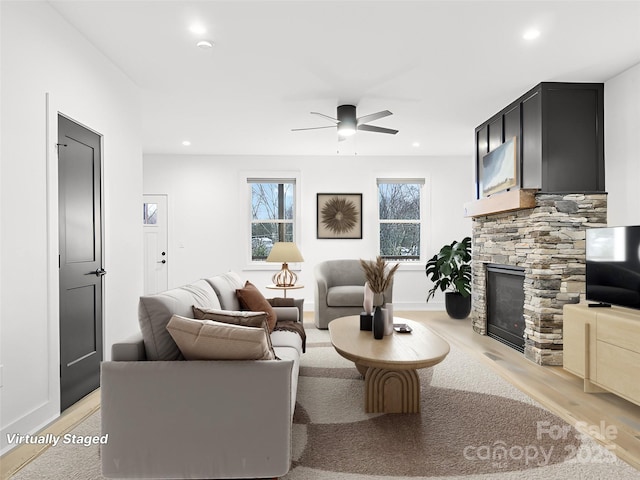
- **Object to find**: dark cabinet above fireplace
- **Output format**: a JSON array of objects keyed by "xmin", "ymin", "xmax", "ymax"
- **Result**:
[{"xmin": 474, "ymin": 82, "xmax": 604, "ymax": 200}]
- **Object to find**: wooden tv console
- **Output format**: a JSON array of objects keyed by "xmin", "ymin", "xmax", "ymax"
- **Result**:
[{"xmin": 563, "ymin": 303, "xmax": 640, "ymax": 407}]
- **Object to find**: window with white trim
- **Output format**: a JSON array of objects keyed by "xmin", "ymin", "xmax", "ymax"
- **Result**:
[
  {"xmin": 248, "ymin": 178, "xmax": 296, "ymax": 261},
  {"xmin": 378, "ymin": 179, "xmax": 424, "ymax": 261}
]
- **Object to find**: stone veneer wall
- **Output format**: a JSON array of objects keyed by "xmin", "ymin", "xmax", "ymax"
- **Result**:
[{"xmin": 471, "ymin": 193, "xmax": 607, "ymax": 366}]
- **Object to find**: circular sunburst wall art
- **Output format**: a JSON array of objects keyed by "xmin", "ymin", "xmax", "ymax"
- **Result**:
[{"xmin": 317, "ymin": 193, "xmax": 362, "ymax": 239}]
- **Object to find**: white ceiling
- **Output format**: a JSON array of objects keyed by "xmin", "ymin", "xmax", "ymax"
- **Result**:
[{"xmin": 49, "ymin": 0, "xmax": 640, "ymax": 157}]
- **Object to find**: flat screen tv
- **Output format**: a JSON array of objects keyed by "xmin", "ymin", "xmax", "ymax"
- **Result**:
[
  {"xmin": 481, "ymin": 136, "xmax": 517, "ymax": 197},
  {"xmin": 586, "ymin": 225, "xmax": 640, "ymax": 309}
]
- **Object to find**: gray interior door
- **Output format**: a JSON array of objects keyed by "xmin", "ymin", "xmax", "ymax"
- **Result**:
[{"xmin": 58, "ymin": 115, "xmax": 104, "ymax": 411}]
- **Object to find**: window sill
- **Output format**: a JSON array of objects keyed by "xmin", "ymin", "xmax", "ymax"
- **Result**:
[{"xmin": 394, "ymin": 261, "xmax": 425, "ymax": 272}]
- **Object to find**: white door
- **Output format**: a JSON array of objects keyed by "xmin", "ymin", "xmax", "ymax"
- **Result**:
[{"xmin": 143, "ymin": 194, "xmax": 168, "ymax": 294}]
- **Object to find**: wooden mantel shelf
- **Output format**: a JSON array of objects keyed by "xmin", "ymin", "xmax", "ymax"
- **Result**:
[{"xmin": 464, "ymin": 189, "xmax": 538, "ymax": 218}]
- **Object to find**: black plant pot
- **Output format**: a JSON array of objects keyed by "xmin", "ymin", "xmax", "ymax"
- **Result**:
[{"xmin": 445, "ymin": 292, "xmax": 471, "ymax": 319}]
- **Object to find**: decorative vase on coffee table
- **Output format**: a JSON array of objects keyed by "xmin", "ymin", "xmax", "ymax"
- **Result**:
[
  {"xmin": 384, "ymin": 303, "xmax": 394, "ymax": 335},
  {"xmin": 363, "ymin": 282, "xmax": 374, "ymax": 315},
  {"xmin": 360, "ymin": 312, "xmax": 373, "ymax": 330},
  {"xmin": 360, "ymin": 282, "xmax": 375, "ymax": 330},
  {"xmin": 373, "ymin": 306, "xmax": 385, "ymax": 339}
]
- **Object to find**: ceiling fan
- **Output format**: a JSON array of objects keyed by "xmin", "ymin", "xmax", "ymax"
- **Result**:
[{"xmin": 292, "ymin": 104, "xmax": 398, "ymax": 140}]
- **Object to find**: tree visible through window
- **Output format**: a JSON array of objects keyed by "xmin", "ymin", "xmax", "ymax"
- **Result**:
[
  {"xmin": 249, "ymin": 180, "xmax": 295, "ymax": 261},
  {"xmin": 378, "ymin": 180, "xmax": 423, "ymax": 260}
]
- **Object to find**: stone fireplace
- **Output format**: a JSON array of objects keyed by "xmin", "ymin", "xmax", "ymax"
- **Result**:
[{"xmin": 471, "ymin": 193, "xmax": 607, "ymax": 366}]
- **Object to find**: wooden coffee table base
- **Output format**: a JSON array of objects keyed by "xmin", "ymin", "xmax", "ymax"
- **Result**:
[
  {"xmin": 329, "ymin": 316, "xmax": 449, "ymax": 415},
  {"xmin": 359, "ymin": 364, "xmax": 420, "ymax": 413},
  {"xmin": 329, "ymin": 315, "xmax": 449, "ymax": 413}
]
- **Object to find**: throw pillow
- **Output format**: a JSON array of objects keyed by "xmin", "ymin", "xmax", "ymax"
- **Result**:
[
  {"xmin": 166, "ymin": 315, "xmax": 275, "ymax": 361},
  {"xmin": 192, "ymin": 306, "xmax": 276, "ymax": 359},
  {"xmin": 235, "ymin": 281, "xmax": 277, "ymax": 332}
]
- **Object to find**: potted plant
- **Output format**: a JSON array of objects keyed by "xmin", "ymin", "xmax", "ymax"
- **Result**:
[{"xmin": 425, "ymin": 236, "xmax": 472, "ymax": 319}]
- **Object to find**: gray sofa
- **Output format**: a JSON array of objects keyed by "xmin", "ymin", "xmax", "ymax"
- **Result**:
[
  {"xmin": 101, "ymin": 272, "xmax": 303, "ymax": 479},
  {"xmin": 314, "ymin": 259, "xmax": 393, "ymax": 329}
]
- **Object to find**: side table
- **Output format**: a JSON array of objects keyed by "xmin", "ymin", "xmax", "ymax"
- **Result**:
[
  {"xmin": 266, "ymin": 284, "xmax": 304, "ymax": 324},
  {"xmin": 265, "ymin": 284, "xmax": 304, "ymax": 299}
]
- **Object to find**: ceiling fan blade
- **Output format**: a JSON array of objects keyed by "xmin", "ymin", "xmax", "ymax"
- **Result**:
[
  {"xmin": 356, "ymin": 110, "xmax": 392, "ymax": 125},
  {"xmin": 291, "ymin": 125, "xmax": 337, "ymax": 132},
  {"xmin": 357, "ymin": 124, "xmax": 399, "ymax": 135},
  {"xmin": 310, "ymin": 112, "xmax": 339, "ymax": 124}
]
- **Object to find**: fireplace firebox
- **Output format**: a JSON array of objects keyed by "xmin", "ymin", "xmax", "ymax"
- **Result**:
[{"xmin": 486, "ymin": 264, "xmax": 525, "ymax": 352}]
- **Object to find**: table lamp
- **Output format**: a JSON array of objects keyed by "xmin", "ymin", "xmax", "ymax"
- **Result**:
[{"xmin": 266, "ymin": 242, "xmax": 304, "ymax": 287}]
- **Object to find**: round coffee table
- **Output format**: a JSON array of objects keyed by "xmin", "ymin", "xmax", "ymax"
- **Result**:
[{"xmin": 328, "ymin": 315, "xmax": 450, "ymax": 413}]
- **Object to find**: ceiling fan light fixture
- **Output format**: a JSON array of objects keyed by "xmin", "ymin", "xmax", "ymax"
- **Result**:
[
  {"xmin": 337, "ymin": 104, "xmax": 357, "ymax": 137},
  {"xmin": 337, "ymin": 124, "xmax": 356, "ymax": 137},
  {"xmin": 292, "ymin": 103, "xmax": 398, "ymax": 139}
]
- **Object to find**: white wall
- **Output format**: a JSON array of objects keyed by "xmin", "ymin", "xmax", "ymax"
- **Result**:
[
  {"xmin": 143, "ymin": 154, "xmax": 475, "ymax": 310},
  {"xmin": 0, "ymin": 1, "xmax": 143, "ymax": 453},
  {"xmin": 605, "ymin": 62, "xmax": 640, "ymax": 226}
]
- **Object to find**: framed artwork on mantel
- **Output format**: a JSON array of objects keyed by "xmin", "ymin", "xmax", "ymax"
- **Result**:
[
  {"xmin": 481, "ymin": 136, "xmax": 517, "ymax": 197},
  {"xmin": 317, "ymin": 193, "xmax": 362, "ymax": 239}
]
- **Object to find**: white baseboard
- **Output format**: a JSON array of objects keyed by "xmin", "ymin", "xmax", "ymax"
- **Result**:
[{"xmin": 0, "ymin": 402, "xmax": 59, "ymax": 456}]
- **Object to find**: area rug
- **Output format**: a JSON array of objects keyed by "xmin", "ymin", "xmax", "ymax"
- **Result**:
[{"xmin": 11, "ymin": 324, "xmax": 640, "ymax": 479}]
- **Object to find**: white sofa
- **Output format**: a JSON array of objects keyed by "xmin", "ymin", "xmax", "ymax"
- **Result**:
[{"xmin": 100, "ymin": 272, "xmax": 303, "ymax": 479}]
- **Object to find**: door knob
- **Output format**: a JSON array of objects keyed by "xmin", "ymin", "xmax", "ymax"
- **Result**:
[
  {"xmin": 88, "ymin": 268, "xmax": 107, "ymax": 277},
  {"xmin": 157, "ymin": 260, "xmax": 166, "ymax": 264}
]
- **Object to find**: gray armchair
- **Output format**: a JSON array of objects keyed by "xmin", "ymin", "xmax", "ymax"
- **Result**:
[{"xmin": 314, "ymin": 259, "xmax": 393, "ymax": 329}]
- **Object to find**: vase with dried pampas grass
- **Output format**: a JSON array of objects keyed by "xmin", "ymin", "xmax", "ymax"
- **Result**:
[
  {"xmin": 360, "ymin": 257, "xmax": 399, "ymax": 339},
  {"xmin": 359, "ymin": 256, "xmax": 399, "ymax": 298}
]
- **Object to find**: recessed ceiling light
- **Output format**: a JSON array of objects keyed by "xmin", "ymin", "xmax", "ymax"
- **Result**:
[
  {"xmin": 182, "ymin": 140, "xmax": 191, "ymax": 146},
  {"xmin": 412, "ymin": 142, "xmax": 420, "ymax": 148},
  {"xmin": 523, "ymin": 28, "xmax": 541, "ymax": 41},
  {"xmin": 189, "ymin": 24, "xmax": 206, "ymax": 35},
  {"xmin": 197, "ymin": 40, "xmax": 214, "ymax": 49}
]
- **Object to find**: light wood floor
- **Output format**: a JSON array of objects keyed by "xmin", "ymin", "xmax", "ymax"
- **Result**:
[
  {"xmin": 399, "ymin": 310, "xmax": 640, "ymax": 472},
  {"xmin": 3, "ymin": 311, "xmax": 640, "ymax": 478}
]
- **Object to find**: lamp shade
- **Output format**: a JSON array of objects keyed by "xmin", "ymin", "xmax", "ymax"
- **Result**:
[
  {"xmin": 266, "ymin": 242, "xmax": 304, "ymax": 287},
  {"xmin": 266, "ymin": 242, "xmax": 304, "ymax": 263}
]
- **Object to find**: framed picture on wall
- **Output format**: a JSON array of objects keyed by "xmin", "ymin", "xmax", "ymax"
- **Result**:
[{"xmin": 317, "ymin": 193, "xmax": 362, "ymax": 239}]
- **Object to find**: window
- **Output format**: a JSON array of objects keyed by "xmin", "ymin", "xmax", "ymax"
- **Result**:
[
  {"xmin": 378, "ymin": 179, "xmax": 424, "ymax": 261},
  {"xmin": 143, "ymin": 203, "xmax": 158, "ymax": 225},
  {"xmin": 248, "ymin": 179, "xmax": 296, "ymax": 261}
]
